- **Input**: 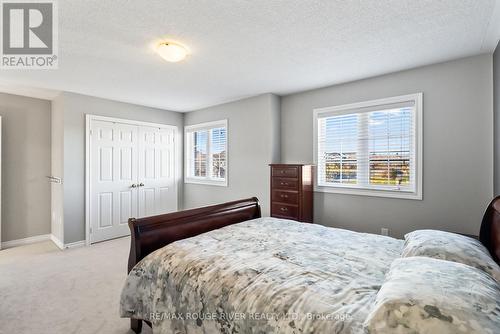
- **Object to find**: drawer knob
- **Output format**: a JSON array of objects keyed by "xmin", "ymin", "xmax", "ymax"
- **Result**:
[
  {"xmin": 280, "ymin": 207, "xmax": 288, "ymax": 212},
  {"xmin": 281, "ymin": 194, "xmax": 288, "ymax": 198},
  {"xmin": 280, "ymin": 182, "xmax": 288, "ymax": 186}
]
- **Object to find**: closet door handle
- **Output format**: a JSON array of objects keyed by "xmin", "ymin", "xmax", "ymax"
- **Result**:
[
  {"xmin": 131, "ymin": 184, "xmax": 138, "ymax": 188},
  {"xmin": 139, "ymin": 183, "xmax": 145, "ymax": 187}
]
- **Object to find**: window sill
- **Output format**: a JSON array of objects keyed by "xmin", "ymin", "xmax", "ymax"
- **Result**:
[
  {"xmin": 314, "ymin": 185, "xmax": 422, "ymax": 200},
  {"xmin": 184, "ymin": 178, "xmax": 228, "ymax": 187}
]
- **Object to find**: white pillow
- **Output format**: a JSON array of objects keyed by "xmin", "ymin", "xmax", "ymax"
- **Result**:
[{"xmin": 403, "ymin": 229, "xmax": 500, "ymax": 281}]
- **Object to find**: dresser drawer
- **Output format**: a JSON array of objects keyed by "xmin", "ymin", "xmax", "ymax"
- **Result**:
[
  {"xmin": 272, "ymin": 190, "xmax": 299, "ymax": 204},
  {"xmin": 272, "ymin": 166, "xmax": 299, "ymax": 178},
  {"xmin": 272, "ymin": 177, "xmax": 298, "ymax": 190},
  {"xmin": 271, "ymin": 203, "xmax": 299, "ymax": 219}
]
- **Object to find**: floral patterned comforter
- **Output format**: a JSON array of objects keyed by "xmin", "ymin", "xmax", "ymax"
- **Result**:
[{"xmin": 120, "ymin": 217, "xmax": 403, "ymax": 334}]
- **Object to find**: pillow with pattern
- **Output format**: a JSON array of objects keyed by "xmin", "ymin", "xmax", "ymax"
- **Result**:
[
  {"xmin": 403, "ymin": 229, "xmax": 500, "ymax": 281},
  {"xmin": 364, "ymin": 257, "xmax": 500, "ymax": 334}
]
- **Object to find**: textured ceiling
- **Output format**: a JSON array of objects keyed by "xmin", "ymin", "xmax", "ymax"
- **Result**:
[{"xmin": 1, "ymin": 0, "xmax": 499, "ymax": 111}]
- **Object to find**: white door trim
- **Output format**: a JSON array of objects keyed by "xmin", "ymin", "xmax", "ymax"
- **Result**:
[{"xmin": 85, "ymin": 114, "xmax": 179, "ymax": 246}]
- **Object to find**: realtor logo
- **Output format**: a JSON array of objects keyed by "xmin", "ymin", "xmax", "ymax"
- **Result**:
[{"xmin": 1, "ymin": 0, "xmax": 58, "ymax": 68}]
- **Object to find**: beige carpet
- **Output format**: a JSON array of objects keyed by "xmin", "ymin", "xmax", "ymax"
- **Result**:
[{"xmin": 0, "ymin": 238, "xmax": 152, "ymax": 334}]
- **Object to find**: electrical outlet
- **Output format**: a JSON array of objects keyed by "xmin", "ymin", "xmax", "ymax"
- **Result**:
[{"xmin": 381, "ymin": 228, "xmax": 389, "ymax": 236}]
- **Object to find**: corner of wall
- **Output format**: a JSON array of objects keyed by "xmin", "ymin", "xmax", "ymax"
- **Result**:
[
  {"xmin": 269, "ymin": 94, "xmax": 281, "ymax": 163},
  {"xmin": 50, "ymin": 93, "xmax": 65, "ymax": 243}
]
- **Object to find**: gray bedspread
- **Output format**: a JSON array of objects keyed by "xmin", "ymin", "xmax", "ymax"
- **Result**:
[{"xmin": 120, "ymin": 217, "xmax": 403, "ymax": 334}]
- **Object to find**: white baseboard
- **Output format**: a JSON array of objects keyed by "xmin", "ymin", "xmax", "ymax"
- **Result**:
[
  {"xmin": 50, "ymin": 234, "xmax": 65, "ymax": 250},
  {"xmin": 64, "ymin": 240, "xmax": 85, "ymax": 249},
  {"xmin": 50, "ymin": 235, "xmax": 85, "ymax": 250},
  {"xmin": 0, "ymin": 234, "xmax": 86, "ymax": 251},
  {"xmin": 1, "ymin": 234, "xmax": 51, "ymax": 249}
]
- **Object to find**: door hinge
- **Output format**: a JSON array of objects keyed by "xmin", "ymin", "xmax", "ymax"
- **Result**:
[
  {"xmin": 89, "ymin": 227, "xmax": 93, "ymax": 234},
  {"xmin": 89, "ymin": 129, "xmax": 93, "ymax": 136}
]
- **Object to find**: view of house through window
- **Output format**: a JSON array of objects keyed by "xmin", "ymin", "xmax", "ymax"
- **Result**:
[
  {"xmin": 185, "ymin": 120, "xmax": 227, "ymax": 185},
  {"xmin": 211, "ymin": 128, "xmax": 227, "ymax": 179},
  {"xmin": 315, "ymin": 94, "xmax": 422, "ymax": 199},
  {"xmin": 193, "ymin": 130, "xmax": 208, "ymax": 177}
]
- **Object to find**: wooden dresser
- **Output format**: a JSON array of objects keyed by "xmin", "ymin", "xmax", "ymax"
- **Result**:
[{"xmin": 269, "ymin": 164, "xmax": 314, "ymax": 223}]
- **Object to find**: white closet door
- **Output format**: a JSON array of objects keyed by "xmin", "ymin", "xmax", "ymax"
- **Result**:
[
  {"xmin": 90, "ymin": 120, "xmax": 138, "ymax": 243},
  {"xmin": 137, "ymin": 126, "xmax": 177, "ymax": 217}
]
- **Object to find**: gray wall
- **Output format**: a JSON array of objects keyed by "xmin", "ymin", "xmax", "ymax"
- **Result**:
[
  {"xmin": 494, "ymin": 42, "xmax": 500, "ymax": 195},
  {"xmin": 0, "ymin": 93, "xmax": 51, "ymax": 242},
  {"xmin": 56, "ymin": 92, "xmax": 184, "ymax": 243},
  {"xmin": 281, "ymin": 55, "xmax": 493, "ymax": 238},
  {"xmin": 1, "ymin": 53, "xmax": 494, "ymax": 244},
  {"xmin": 184, "ymin": 94, "xmax": 281, "ymax": 215}
]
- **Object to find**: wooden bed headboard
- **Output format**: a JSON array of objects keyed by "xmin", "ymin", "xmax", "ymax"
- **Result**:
[
  {"xmin": 128, "ymin": 195, "xmax": 500, "ymax": 274},
  {"xmin": 479, "ymin": 196, "xmax": 500, "ymax": 264},
  {"xmin": 127, "ymin": 197, "xmax": 262, "ymax": 273}
]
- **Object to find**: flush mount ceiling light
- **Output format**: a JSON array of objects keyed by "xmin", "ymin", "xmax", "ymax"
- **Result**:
[{"xmin": 156, "ymin": 42, "xmax": 189, "ymax": 63}]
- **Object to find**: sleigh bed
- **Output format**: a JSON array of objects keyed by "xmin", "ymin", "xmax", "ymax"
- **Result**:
[{"xmin": 120, "ymin": 197, "xmax": 500, "ymax": 334}]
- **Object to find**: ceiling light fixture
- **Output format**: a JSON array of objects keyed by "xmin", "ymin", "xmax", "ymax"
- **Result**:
[{"xmin": 156, "ymin": 42, "xmax": 189, "ymax": 63}]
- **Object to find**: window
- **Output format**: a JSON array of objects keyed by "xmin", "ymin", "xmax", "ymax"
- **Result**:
[
  {"xmin": 185, "ymin": 120, "xmax": 228, "ymax": 186},
  {"xmin": 314, "ymin": 93, "xmax": 422, "ymax": 199}
]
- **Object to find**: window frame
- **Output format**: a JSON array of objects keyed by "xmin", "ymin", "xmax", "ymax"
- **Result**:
[
  {"xmin": 184, "ymin": 119, "xmax": 228, "ymax": 187},
  {"xmin": 313, "ymin": 93, "xmax": 423, "ymax": 200}
]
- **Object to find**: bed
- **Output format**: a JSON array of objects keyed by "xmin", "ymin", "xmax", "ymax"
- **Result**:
[{"xmin": 120, "ymin": 197, "xmax": 500, "ymax": 334}]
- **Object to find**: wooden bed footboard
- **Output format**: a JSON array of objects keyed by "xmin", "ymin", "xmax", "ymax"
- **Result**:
[
  {"xmin": 126, "ymin": 197, "xmax": 261, "ymax": 333},
  {"xmin": 127, "ymin": 197, "xmax": 262, "ymax": 273}
]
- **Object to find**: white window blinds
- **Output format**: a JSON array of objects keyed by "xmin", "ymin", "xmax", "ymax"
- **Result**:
[
  {"xmin": 314, "ymin": 94, "xmax": 422, "ymax": 199},
  {"xmin": 185, "ymin": 120, "xmax": 228, "ymax": 186}
]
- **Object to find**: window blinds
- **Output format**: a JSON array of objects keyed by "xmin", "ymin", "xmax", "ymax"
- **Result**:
[{"xmin": 317, "ymin": 100, "xmax": 417, "ymax": 193}]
